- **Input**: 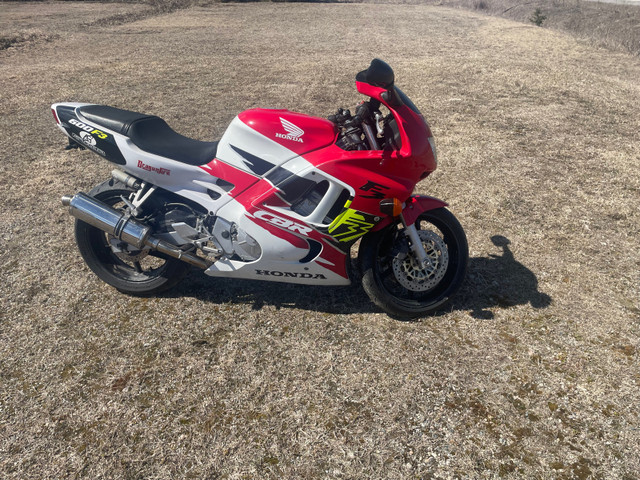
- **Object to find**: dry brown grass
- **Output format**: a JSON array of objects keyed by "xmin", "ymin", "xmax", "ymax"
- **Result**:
[{"xmin": 1, "ymin": 1, "xmax": 639, "ymax": 478}]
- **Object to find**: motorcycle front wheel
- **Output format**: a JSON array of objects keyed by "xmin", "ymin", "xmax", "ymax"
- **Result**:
[
  {"xmin": 74, "ymin": 179, "xmax": 191, "ymax": 296},
  {"xmin": 359, "ymin": 207, "xmax": 468, "ymax": 319}
]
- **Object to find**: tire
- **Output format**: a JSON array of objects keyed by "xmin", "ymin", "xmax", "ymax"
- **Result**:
[
  {"xmin": 359, "ymin": 207, "xmax": 468, "ymax": 319},
  {"xmin": 74, "ymin": 179, "xmax": 191, "ymax": 296}
]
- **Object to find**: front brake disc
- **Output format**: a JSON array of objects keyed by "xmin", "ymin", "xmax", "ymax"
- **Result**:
[{"xmin": 392, "ymin": 230, "xmax": 449, "ymax": 291}]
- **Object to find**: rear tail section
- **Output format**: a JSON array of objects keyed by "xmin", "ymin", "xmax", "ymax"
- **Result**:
[{"xmin": 51, "ymin": 103, "xmax": 126, "ymax": 165}]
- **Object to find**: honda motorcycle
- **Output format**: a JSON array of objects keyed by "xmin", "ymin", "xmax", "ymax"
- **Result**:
[{"xmin": 53, "ymin": 59, "xmax": 468, "ymax": 318}]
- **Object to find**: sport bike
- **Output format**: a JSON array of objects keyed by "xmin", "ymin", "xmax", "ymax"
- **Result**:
[{"xmin": 54, "ymin": 59, "xmax": 468, "ymax": 318}]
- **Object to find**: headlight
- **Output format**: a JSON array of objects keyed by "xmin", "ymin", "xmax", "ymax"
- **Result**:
[{"xmin": 428, "ymin": 136, "xmax": 437, "ymax": 165}]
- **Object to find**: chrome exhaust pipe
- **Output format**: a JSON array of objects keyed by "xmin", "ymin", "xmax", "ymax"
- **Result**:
[
  {"xmin": 63, "ymin": 192, "xmax": 151, "ymax": 248},
  {"xmin": 62, "ymin": 192, "xmax": 210, "ymax": 270}
]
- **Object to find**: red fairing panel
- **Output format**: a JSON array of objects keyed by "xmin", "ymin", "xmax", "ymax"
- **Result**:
[
  {"xmin": 238, "ymin": 109, "xmax": 337, "ymax": 156},
  {"xmin": 199, "ymin": 158, "xmax": 259, "ymax": 196}
]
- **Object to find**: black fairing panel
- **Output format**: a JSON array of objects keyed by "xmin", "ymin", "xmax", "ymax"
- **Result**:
[
  {"xmin": 56, "ymin": 105, "xmax": 126, "ymax": 165},
  {"xmin": 272, "ymin": 173, "xmax": 318, "ymax": 205},
  {"xmin": 299, "ymin": 239, "xmax": 323, "ymax": 264},
  {"xmin": 230, "ymin": 145, "xmax": 275, "ymax": 175}
]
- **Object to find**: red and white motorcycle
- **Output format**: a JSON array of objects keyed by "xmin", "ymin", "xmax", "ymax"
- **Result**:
[{"xmin": 54, "ymin": 59, "xmax": 468, "ymax": 318}]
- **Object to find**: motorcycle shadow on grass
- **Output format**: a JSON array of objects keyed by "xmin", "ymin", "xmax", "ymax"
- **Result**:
[
  {"xmin": 168, "ymin": 235, "xmax": 551, "ymax": 319},
  {"xmin": 451, "ymin": 235, "xmax": 552, "ymax": 320}
]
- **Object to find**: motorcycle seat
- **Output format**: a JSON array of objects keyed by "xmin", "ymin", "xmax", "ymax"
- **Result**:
[{"xmin": 78, "ymin": 105, "xmax": 218, "ymax": 166}]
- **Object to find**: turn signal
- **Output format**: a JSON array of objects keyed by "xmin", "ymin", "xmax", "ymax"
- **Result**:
[{"xmin": 379, "ymin": 198, "xmax": 402, "ymax": 217}]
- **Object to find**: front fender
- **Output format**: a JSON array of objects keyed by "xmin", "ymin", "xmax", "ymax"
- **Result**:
[
  {"xmin": 402, "ymin": 195, "xmax": 449, "ymax": 224},
  {"xmin": 372, "ymin": 195, "xmax": 448, "ymax": 231}
]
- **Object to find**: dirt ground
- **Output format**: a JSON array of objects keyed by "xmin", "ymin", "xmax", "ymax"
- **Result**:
[{"xmin": 1, "ymin": 1, "xmax": 639, "ymax": 478}]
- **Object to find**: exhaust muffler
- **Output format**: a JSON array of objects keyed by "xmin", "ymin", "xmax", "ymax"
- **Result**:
[
  {"xmin": 62, "ymin": 192, "xmax": 151, "ymax": 248},
  {"xmin": 61, "ymin": 192, "xmax": 210, "ymax": 270}
]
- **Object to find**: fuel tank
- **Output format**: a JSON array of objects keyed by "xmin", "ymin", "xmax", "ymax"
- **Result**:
[{"xmin": 239, "ymin": 108, "xmax": 337, "ymax": 155}]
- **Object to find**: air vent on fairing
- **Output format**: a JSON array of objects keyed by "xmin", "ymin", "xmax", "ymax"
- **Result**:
[{"xmin": 291, "ymin": 180, "xmax": 350, "ymax": 225}]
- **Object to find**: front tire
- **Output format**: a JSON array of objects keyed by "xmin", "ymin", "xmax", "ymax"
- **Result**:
[
  {"xmin": 74, "ymin": 179, "xmax": 191, "ymax": 296},
  {"xmin": 359, "ymin": 207, "xmax": 468, "ymax": 319}
]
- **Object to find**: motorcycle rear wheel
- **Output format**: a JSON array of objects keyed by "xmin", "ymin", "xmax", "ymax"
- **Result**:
[
  {"xmin": 359, "ymin": 207, "xmax": 468, "ymax": 319},
  {"xmin": 74, "ymin": 179, "xmax": 190, "ymax": 295}
]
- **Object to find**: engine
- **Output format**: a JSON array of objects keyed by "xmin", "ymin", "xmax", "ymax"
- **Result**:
[
  {"xmin": 152, "ymin": 208, "xmax": 262, "ymax": 263},
  {"xmin": 114, "ymin": 170, "xmax": 262, "ymax": 263}
]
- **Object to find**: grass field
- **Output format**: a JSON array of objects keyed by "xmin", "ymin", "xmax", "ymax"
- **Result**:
[
  {"xmin": 1, "ymin": 1, "xmax": 639, "ymax": 478},
  {"xmin": 437, "ymin": 0, "xmax": 640, "ymax": 56}
]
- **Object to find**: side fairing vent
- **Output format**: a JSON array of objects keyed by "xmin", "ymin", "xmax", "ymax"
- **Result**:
[
  {"xmin": 264, "ymin": 173, "xmax": 352, "ymax": 226},
  {"xmin": 288, "ymin": 179, "xmax": 350, "ymax": 225}
]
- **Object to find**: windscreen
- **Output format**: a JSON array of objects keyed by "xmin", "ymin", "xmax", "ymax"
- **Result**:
[{"xmin": 394, "ymin": 87, "xmax": 421, "ymax": 115}]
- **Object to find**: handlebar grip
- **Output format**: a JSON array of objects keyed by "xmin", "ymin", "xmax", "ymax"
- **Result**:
[{"xmin": 348, "ymin": 115, "xmax": 363, "ymax": 127}]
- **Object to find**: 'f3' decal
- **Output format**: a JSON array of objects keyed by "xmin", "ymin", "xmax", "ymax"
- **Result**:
[{"xmin": 359, "ymin": 180, "xmax": 390, "ymax": 199}]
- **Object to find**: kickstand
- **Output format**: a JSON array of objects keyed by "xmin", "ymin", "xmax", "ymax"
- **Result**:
[{"xmin": 64, "ymin": 137, "xmax": 85, "ymax": 150}]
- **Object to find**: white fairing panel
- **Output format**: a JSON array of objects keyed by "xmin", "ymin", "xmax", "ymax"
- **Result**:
[
  {"xmin": 203, "ymin": 198, "xmax": 350, "ymax": 285},
  {"xmin": 216, "ymin": 117, "xmax": 300, "ymax": 173},
  {"xmin": 113, "ymin": 136, "xmax": 226, "ymax": 211}
]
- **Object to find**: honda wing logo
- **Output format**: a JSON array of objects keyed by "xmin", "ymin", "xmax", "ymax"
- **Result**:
[{"xmin": 275, "ymin": 117, "xmax": 304, "ymax": 143}]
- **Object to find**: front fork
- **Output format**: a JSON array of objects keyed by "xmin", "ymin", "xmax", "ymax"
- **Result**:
[
  {"xmin": 374, "ymin": 195, "xmax": 449, "ymax": 269},
  {"xmin": 400, "ymin": 214, "xmax": 432, "ymax": 270}
]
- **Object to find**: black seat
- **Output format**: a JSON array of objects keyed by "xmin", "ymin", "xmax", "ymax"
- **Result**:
[{"xmin": 78, "ymin": 105, "xmax": 218, "ymax": 166}]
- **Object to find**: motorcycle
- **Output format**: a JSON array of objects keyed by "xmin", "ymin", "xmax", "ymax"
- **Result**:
[{"xmin": 53, "ymin": 59, "xmax": 468, "ymax": 318}]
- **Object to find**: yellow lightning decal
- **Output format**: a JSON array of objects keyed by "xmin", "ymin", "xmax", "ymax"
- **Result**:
[{"xmin": 328, "ymin": 200, "xmax": 376, "ymax": 242}]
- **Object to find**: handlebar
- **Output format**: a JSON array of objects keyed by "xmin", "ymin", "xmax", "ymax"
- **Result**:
[
  {"xmin": 328, "ymin": 108, "xmax": 362, "ymax": 128},
  {"xmin": 329, "ymin": 100, "xmax": 382, "ymax": 151}
]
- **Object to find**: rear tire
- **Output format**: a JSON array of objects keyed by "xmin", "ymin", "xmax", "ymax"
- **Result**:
[
  {"xmin": 359, "ymin": 207, "xmax": 468, "ymax": 319},
  {"xmin": 74, "ymin": 179, "xmax": 190, "ymax": 296}
]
